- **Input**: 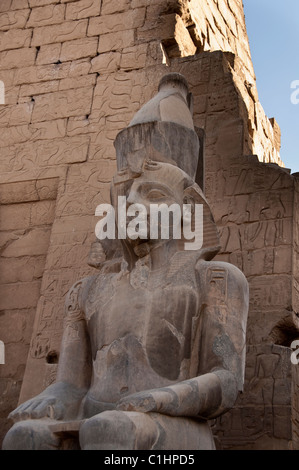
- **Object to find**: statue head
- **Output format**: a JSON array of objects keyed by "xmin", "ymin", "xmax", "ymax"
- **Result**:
[
  {"xmin": 111, "ymin": 160, "xmax": 220, "ymax": 261},
  {"xmin": 108, "ymin": 73, "xmax": 220, "ymax": 264}
]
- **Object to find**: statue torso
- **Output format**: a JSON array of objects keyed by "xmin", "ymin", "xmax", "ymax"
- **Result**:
[{"xmin": 81, "ymin": 252, "xmax": 202, "ymax": 415}]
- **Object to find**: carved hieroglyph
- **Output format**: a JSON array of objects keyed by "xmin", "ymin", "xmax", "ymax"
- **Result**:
[{"xmin": 3, "ymin": 74, "xmax": 249, "ymax": 451}]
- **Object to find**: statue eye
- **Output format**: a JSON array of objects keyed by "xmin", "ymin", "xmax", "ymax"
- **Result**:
[{"xmin": 147, "ymin": 189, "xmax": 167, "ymax": 199}]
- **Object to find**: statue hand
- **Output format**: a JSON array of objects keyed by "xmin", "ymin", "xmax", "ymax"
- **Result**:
[
  {"xmin": 8, "ymin": 382, "xmax": 86, "ymax": 423},
  {"xmin": 117, "ymin": 374, "xmax": 226, "ymax": 418},
  {"xmin": 117, "ymin": 388, "xmax": 175, "ymax": 414},
  {"xmin": 8, "ymin": 395, "xmax": 66, "ymax": 422}
]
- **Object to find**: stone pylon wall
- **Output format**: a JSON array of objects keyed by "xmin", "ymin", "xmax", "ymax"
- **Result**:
[{"xmin": 0, "ymin": 0, "xmax": 296, "ymax": 448}]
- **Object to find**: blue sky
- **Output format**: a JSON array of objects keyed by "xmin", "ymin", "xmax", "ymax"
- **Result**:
[{"xmin": 243, "ymin": 0, "xmax": 299, "ymax": 173}]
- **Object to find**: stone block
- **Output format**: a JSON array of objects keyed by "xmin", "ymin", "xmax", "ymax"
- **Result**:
[
  {"xmin": 91, "ymin": 52, "xmax": 121, "ymax": 74},
  {"xmin": 120, "ymin": 44, "xmax": 148, "ymax": 71},
  {"xmin": 27, "ymin": 4, "xmax": 65, "ymax": 28},
  {"xmin": 65, "ymin": 0, "xmax": 102, "ymax": 20},
  {"xmin": 0, "ymin": 281, "xmax": 41, "ymax": 310},
  {"xmin": 0, "ymin": 102, "xmax": 33, "ymax": 128},
  {"xmin": 36, "ymin": 43, "xmax": 61, "ymax": 65},
  {"xmin": 2, "ymin": 228, "xmax": 51, "ymax": 258},
  {"xmin": 0, "ymin": 310, "xmax": 33, "ymax": 345},
  {"xmin": 101, "ymin": 0, "xmax": 130, "ymax": 15},
  {"xmin": 14, "ymin": 59, "xmax": 91, "ymax": 86},
  {"xmin": 31, "ymin": 119, "xmax": 67, "ymax": 140},
  {"xmin": 0, "ymin": 257, "xmax": 46, "ymax": 284},
  {"xmin": 19, "ymin": 80, "xmax": 60, "ymax": 98},
  {"xmin": 30, "ymin": 200, "xmax": 56, "ymax": 226},
  {"xmin": 88, "ymin": 8, "xmax": 146, "ymax": 36},
  {"xmin": 31, "ymin": 87, "xmax": 94, "ymax": 122},
  {"xmin": 68, "ymin": 58, "xmax": 92, "ymax": 76},
  {"xmin": 11, "ymin": 0, "xmax": 29, "ymax": 7},
  {"xmin": 32, "ymin": 19, "xmax": 88, "ymax": 47},
  {"xmin": 66, "ymin": 115, "xmax": 98, "ymax": 136},
  {"xmin": 137, "ymin": 13, "xmax": 176, "ymax": 42},
  {"xmin": 60, "ymin": 37, "xmax": 98, "ymax": 61},
  {"xmin": 0, "ymin": 28, "xmax": 32, "ymax": 52},
  {"xmin": 0, "ymin": 9, "xmax": 30, "ymax": 31},
  {"xmin": 98, "ymin": 29, "xmax": 135, "ymax": 53},
  {"xmin": 59, "ymin": 74, "xmax": 96, "ymax": 91},
  {"xmin": 0, "ymin": 48, "xmax": 36, "ymax": 70},
  {"xmin": 14, "ymin": 63, "xmax": 70, "ymax": 85},
  {"xmin": 0, "ymin": 0, "xmax": 12, "ymax": 13},
  {"xmin": 0, "ymin": 203, "xmax": 31, "ymax": 230},
  {"xmin": 36, "ymin": 178, "xmax": 59, "ymax": 200},
  {"xmin": 0, "ymin": 180, "xmax": 39, "ymax": 204},
  {"xmin": 10, "ymin": 135, "xmax": 90, "ymax": 170}
]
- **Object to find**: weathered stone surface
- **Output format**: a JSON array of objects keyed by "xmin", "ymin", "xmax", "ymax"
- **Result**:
[
  {"xmin": 0, "ymin": 102, "xmax": 33, "ymax": 127},
  {"xmin": 98, "ymin": 29, "xmax": 135, "ymax": 53},
  {"xmin": 0, "ymin": 48, "xmax": 36, "ymax": 70},
  {"xmin": 0, "ymin": 28, "xmax": 31, "ymax": 52},
  {"xmin": 27, "ymin": 4, "xmax": 65, "ymax": 28},
  {"xmin": 0, "ymin": 119, "xmax": 66, "ymax": 147},
  {"xmin": 19, "ymin": 81, "xmax": 60, "ymax": 98},
  {"xmin": 60, "ymin": 37, "xmax": 98, "ymax": 62},
  {"xmin": 120, "ymin": 44, "xmax": 148, "ymax": 71},
  {"xmin": 31, "ymin": 87, "xmax": 94, "ymax": 122},
  {"xmin": 0, "ymin": 9, "xmax": 30, "ymax": 30},
  {"xmin": 101, "ymin": 0, "xmax": 131, "ymax": 15},
  {"xmin": 36, "ymin": 43, "xmax": 61, "ymax": 65},
  {"xmin": 14, "ymin": 59, "xmax": 91, "ymax": 85},
  {"xmin": 65, "ymin": 0, "xmax": 102, "ymax": 20},
  {"xmin": 91, "ymin": 52, "xmax": 121, "ymax": 74},
  {"xmin": 88, "ymin": 8, "xmax": 146, "ymax": 36},
  {"xmin": 0, "ymin": 0, "xmax": 13, "ymax": 13},
  {"xmin": 32, "ymin": 19, "xmax": 88, "ymax": 46}
]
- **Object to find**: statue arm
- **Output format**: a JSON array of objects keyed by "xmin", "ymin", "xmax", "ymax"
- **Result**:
[
  {"xmin": 9, "ymin": 279, "xmax": 92, "ymax": 423},
  {"xmin": 55, "ymin": 278, "xmax": 92, "ymax": 391},
  {"xmin": 118, "ymin": 262, "xmax": 249, "ymax": 420}
]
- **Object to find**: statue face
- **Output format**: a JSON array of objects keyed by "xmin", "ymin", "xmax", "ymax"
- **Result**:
[
  {"xmin": 120, "ymin": 162, "xmax": 189, "ymax": 250},
  {"xmin": 127, "ymin": 164, "xmax": 185, "ymax": 209}
]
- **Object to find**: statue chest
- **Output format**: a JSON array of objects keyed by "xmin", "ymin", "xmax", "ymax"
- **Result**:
[{"xmin": 86, "ymin": 271, "xmax": 200, "ymax": 381}]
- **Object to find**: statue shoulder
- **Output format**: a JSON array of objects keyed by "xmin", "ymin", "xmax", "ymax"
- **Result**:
[{"xmin": 195, "ymin": 259, "xmax": 249, "ymax": 306}]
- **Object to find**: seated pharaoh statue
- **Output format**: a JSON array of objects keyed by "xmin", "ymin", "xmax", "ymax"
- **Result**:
[{"xmin": 3, "ymin": 73, "xmax": 249, "ymax": 451}]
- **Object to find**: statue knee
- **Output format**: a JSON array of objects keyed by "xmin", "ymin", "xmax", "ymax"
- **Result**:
[
  {"xmin": 2, "ymin": 420, "xmax": 60, "ymax": 450},
  {"xmin": 79, "ymin": 410, "xmax": 138, "ymax": 450},
  {"xmin": 79, "ymin": 410, "xmax": 159, "ymax": 450}
]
